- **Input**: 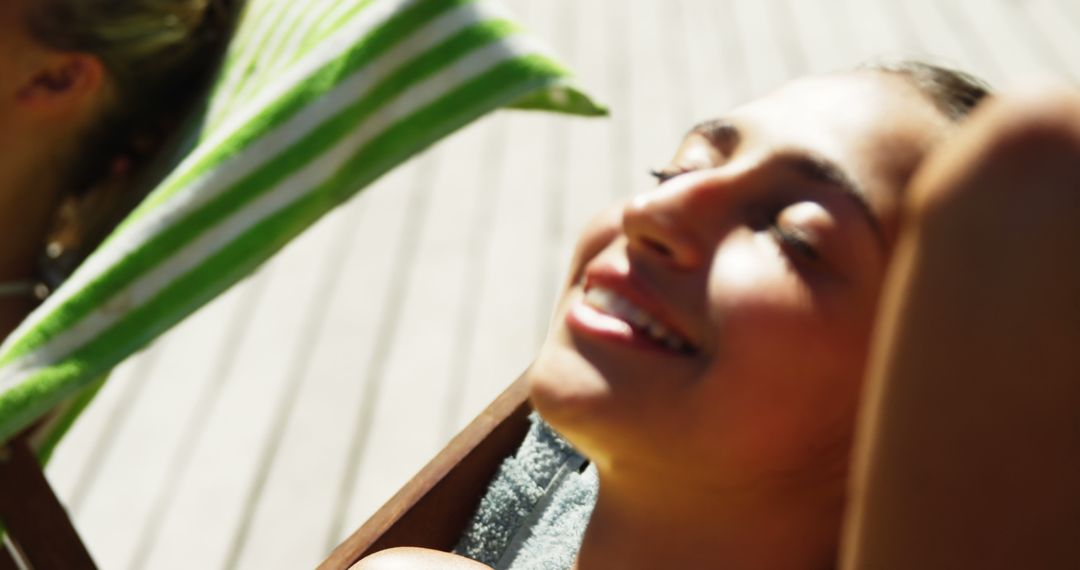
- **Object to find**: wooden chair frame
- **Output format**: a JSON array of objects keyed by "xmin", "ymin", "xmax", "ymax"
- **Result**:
[
  {"xmin": 0, "ymin": 430, "xmax": 97, "ymax": 568},
  {"xmin": 319, "ymin": 375, "xmax": 533, "ymax": 569}
]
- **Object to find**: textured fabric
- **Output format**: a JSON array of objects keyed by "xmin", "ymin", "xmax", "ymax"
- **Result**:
[
  {"xmin": 455, "ymin": 414, "xmax": 598, "ymax": 570},
  {"xmin": 0, "ymin": 0, "xmax": 604, "ymax": 444}
]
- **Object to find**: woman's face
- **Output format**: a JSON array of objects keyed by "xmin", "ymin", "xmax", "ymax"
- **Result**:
[{"xmin": 529, "ymin": 72, "xmax": 952, "ymax": 486}]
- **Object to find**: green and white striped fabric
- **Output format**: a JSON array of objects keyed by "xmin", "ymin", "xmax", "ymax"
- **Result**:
[{"xmin": 0, "ymin": 0, "xmax": 604, "ymax": 445}]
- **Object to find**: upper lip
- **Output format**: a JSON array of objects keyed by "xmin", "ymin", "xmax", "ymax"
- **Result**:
[{"xmin": 581, "ymin": 263, "xmax": 699, "ymax": 352}]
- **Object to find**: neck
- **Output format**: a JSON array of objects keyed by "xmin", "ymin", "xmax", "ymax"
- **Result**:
[
  {"xmin": 574, "ymin": 467, "xmax": 845, "ymax": 570},
  {"xmin": 0, "ymin": 239, "xmax": 43, "ymax": 342},
  {"xmin": 0, "ymin": 197, "xmax": 54, "ymax": 285},
  {"xmin": 0, "ymin": 157, "xmax": 64, "ymax": 341},
  {"xmin": 0, "ymin": 128, "xmax": 67, "ymax": 259},
  {"xmin": 0, "ymin": 294, "xmax": 35, "ymax": 342}
]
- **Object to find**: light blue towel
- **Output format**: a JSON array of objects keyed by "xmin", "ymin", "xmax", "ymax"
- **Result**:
[{"xmin": 455, "ymin": 414, "xmax": 598, "ymax": 570}]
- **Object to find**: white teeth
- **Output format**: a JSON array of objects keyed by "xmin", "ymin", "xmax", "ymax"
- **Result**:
[{"xmin": 583, "ymin": 287, "xmax": 692, "ymax": 352}]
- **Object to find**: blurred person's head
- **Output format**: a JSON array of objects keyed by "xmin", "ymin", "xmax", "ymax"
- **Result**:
[{"xmin": 0, "ymin": 0, "xmax": 233, "ymax": 328}]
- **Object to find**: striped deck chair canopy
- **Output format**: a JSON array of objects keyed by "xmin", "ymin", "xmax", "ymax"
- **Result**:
[{"xmin": 0, "ymin": 0, "xmax": 604, "ymax": 450}]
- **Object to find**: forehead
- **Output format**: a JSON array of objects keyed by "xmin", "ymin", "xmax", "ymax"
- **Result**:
[{"xmin": 725, "ymin": 73, "xmax": 951, "ymax": 228}]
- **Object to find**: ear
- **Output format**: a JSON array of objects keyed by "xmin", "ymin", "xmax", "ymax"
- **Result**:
[{"xmin": 15, "ymin": 52, "xmax": 107, "ymax": 116}]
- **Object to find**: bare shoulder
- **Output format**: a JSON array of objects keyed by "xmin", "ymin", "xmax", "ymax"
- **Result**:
[{"xmin": 350, "ymin": 547, "xmax": 494, "ymax": 570}]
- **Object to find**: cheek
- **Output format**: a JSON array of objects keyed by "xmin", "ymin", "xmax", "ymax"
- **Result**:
[
  {"xmin": 705, "ymin": 234, "xmax": 873, "ymax": 376},
  {"xmin": 687, "ymin": 297, "xmax": 868, "ymax": 476},
  {"xmin": 697, "ymin": 239, "xmax": 873, "ymax": 439},
  {"xmin": 706, "ymin": 236, "xmax": 819, "ymax": 359}
]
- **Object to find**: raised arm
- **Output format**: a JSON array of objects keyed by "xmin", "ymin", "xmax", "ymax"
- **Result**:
[{"xmin": 842, "ymin": 89, "xmax": 1080, "ymax": 569}]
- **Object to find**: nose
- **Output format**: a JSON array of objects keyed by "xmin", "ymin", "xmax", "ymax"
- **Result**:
[{"xmin": 622, "ymin": 173, "xmax": 726, "ymax": 270}]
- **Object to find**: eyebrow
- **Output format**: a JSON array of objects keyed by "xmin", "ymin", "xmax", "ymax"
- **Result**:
[
  {"xmin": 688, "ymin": 119, "xmax": 741, "ymax": 153},
  {"xmin": 689, "ymin": 119, "xmax": 886, "ymax": 247}
]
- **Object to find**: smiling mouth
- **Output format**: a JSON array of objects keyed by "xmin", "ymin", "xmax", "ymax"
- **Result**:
[{"xmin": 582, "ymin": 286, "xmax": 696, "ymax": 355}]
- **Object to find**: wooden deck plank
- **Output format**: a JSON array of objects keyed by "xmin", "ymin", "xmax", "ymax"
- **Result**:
[
  {"xmin": 763, "ymin": 0, "xmax": 810, "ymax": 76},
  {"xmin": 494, "ymin": 0, "xmax": 566, "ymax": 391},
  {"xmin": 841, "ymin": 0, "xmax": 909, "ymax": 60},
  {"xmin": 533, "ymin": 0, "xmax": 580, "ymax": 373},
  {"xmin": 336, "ymin": 119, "xmax": 511, "ymax": 543},
  {"xmin": 438, "ymin": 111, "xmax": 549, "ymax": 470},
  {"xmin": 598, "ymin": 0, "xmax": 635, "ymax": 208},
  {"xmin": 317, "ymin": 155, "xmax": 437, "ymax": 551},
  {"xmin": 228, "ymin": 162, "xmax": 435, "ymax": 570},
  {"xmin": 46, "ymin": 279, "xmax": 256, "ymax": 568},
  {"xmin": 132, "ymin": 202, "xmax": 360, "ymax": 569},
  {"xmin": 955, "ymin": 0, "xmax": 1061, "ymax": 84},
  {"xmin": 782, "ymin": 0, "xmax": 852, "ymax": 74},
  {"xmin": 452, "ymin": 0, "xmax": 580, "ymax": 437},
  {"xmin": 438, "ymin": 118, "xmax": 515, "ymax": 438},
  {"xmin": 671, "ymin": 0, "xmax": 720, "ymax": 117},
  {"xmin": 933, "ymin": 0, "xmax": 1013, "ymax": 84},
  {"xmin": 896, "ymin": 0, "xmax": 989, "ymax": 81},
  {"xmin": 223, "ymin": 199, "xmax": 380, "ymax": 570},
  {"xmin": 869, "ymin": 0, "xmax": 927, "ymax": 58},
  {"xmin": 552, "ymin": 0, "xmax": 617, "ymax": 276},
  {"xmin": 620, "ymin": 0, "xmax": 689, "ymax": 198},
  {"xmin": 785, "ymin": 0, "xmax": 868, "ymax": 76},
  {"xmin": 702, "ymin": 0, "xmax": 756, "ymax": 105},
  {"xmin": 654, "ymin": 0, "xmax": 699, "ymax": 130},
  {"xmin": 1060, "ymin": 0, "xmax": 1080, "ymax": 32},
  {"xmin": 730, "ymin": 0, "xmax": 794, "ymax": 97},
  {"xmin": 63, "ymin": 282, "xmax": 258, "ymax": 569},
  {"xmin": 44, "ymin": 348, "xmax": 147, "ymax": 501},
  {"xmin": 1014, "ymin": 0, "xmax": 1080, "ymax": 81}
]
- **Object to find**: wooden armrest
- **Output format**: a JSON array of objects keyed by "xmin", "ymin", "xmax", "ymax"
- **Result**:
[
  {"xmin": 0, "ymin": 433, "xmax": 96, "ymax": 569},
  {"xmin": 319, "ymin": 374, "xmax": 533, "ymax": 569}
]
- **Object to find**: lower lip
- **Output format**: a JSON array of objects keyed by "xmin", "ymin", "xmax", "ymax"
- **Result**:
[{"xmin": 566, "ymin": 298, "xmax": 684, "ymax": 355}]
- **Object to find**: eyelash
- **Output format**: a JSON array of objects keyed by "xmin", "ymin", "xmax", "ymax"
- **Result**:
[
  {"xmin": 770, "ymin": 222, "xmax": 819, "ymax": 261},
  {"xmin": 649, "ymin": 167, "xmax": 692, "ymax": 184}
]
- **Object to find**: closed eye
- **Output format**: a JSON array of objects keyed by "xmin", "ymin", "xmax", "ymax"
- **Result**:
[
  {"xmin": 770, "ymin": 223, "xmax": 819, "ymax": 261},
  {"xmin": 649, "ymin": 167, "xmax": 695, "ymax": 184}
]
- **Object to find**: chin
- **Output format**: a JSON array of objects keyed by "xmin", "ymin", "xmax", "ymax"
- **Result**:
[
  {"xmin": 526, "ymin": 335, "xmax": 660, "ymax": 466},
  {"xmin": 527, "ymin": 340, "xmax": 610, "ymax": 426}
]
